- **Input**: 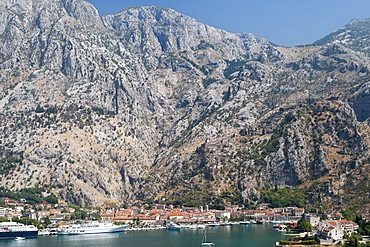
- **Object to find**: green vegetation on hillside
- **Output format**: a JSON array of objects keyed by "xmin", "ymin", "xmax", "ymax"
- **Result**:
[
  {"xmin": 259, "ymin": 187, "xmax": 307, "ymax": 208},
  {"xmin": 0, "ymin": 156, "xmax": 21, "ymax": 176},
  {"xmin": 355, "ymin": 215, "xmax": 370, "ymax": 236},
  {"xmin": 0, "ymin": 186, "xmax": 58, "ymax": 204}
]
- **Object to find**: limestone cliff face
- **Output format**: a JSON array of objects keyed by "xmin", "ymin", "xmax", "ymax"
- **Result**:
[{"xmin": 0, "ymin": 0, "xmax": 369, "ymax": 211}]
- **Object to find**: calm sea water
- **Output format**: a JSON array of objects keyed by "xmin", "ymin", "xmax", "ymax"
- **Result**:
[{"xmin": 1, "ymin": 223, "xmax": 290, "ymax": 247}]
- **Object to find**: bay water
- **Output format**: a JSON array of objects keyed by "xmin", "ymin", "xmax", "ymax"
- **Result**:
[{"xmin": 1, "ymin": 223, "xmax": 290, "ymax": 247}]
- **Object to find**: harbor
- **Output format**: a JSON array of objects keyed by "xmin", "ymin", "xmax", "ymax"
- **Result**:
[{"xmin": 0, "ymin": 223, "xmax": 290, "ymax": 247}]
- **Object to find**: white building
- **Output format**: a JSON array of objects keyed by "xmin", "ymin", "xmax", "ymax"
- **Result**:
[
  {"xmin": 318, "ymin": 220, "xmax": 344, "ymax": 241},
  {"xmin": 337, "ymin": 220, "xmax": 359, "ymax": 234},
  {"xmin": 303, "ymin": 213, "xmax": 320, "ymax": 227},
  {"xmin": 15, "ymin": 206, "xmax": 24, "ymax": 212},
  {"xmin": 0, "ymin": 207, "xmax": 5, "ymax": 218},
  {"xmin": 213, "ymin": 210, "xmax": 231, "ymax": 219}
]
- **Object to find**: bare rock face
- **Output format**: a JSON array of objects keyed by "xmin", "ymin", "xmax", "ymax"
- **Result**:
[{"xmin": 0, "ymin": 0, "xmax": 370, "ymax": 211}]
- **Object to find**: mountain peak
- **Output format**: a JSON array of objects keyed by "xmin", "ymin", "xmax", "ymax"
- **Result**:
[
  {"xmin": 101, "ymin": 5, "xmax": 277, "ymax": 61},
  {"xmin": 346, "ymin": 18, "xmax": 370, "ymax": 27},
  {"xmin": 312, "ymin": 18, "xmax": 370, "ymax": 53}
]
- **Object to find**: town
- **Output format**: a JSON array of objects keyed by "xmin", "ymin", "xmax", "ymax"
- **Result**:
[{"xmin": 1, "ymin": 196, "xmax": 369, "ymax": 246}]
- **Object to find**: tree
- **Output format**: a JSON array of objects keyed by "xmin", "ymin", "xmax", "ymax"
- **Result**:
[
  {"xmin": 297, "ymin": 219, "xmax": 312, "ymax": 232},
  {"xmin": 344, "ymin": 235, "xmax": 361, "ymax": 247},
  {"xmin": 70, "ymin": 210, "xmax": 88, "ymax": 220},
  {"xmin": 41, "ymin": 217, "xmax": 51, "ymax": 228},
  {"xmin": 91, "ymin": 213, "xmax": 101, "ymax": 221},
  {"xmin": 13, "ymin": 217, "xmax": 40, "ymax": 227},
  {"xmin": 341, "ymin": 209, "xmax": 356, "ymax": 221},
  {"xmin": 44, "ymin": 194, "xmax": 58, "ymax": 204}
]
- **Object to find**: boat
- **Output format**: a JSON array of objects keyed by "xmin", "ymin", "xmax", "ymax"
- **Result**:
[
  {"xmin": 0, "ymin": 222, "xmax": 38, "ymax": 239},
  {"xmin": 271, "ymin": 220, "xmax": 283, "ymax": 224},
  {"xmin": 275, "ymin": 224, "xmax": 288, "ymax": 232},
  {"xmin": 202, "ymin": 241, "xmax": 215, "ymax": 246},
  {"xmin": 38, "ymin": 229, "xmax": 50, "ymax": 235},
  {"xmin": 189, "ymin": 224, "xmax": 198, "ymax": 229},
  {"xmin": 208, "ymin": 223, "xmax": 220, "ymax": 227},
  {"xmin": 14, "ymin": 236, "xmax": 25, "ymax": 240},
  {"xmin": 197, "ymin": 224, "xmax": 206, "ymax": 229},
  {"xmin": 201, "ymin": 232, "xmax": 215, "ymax": 246},
  {"xmin": 273, "ymin": 224, "xmax": 287, "ymax": 229},
  {"xmin": 166, "ymin": 223, "xmax": 181, "ymax": 231},
  {"xmin": 56, "ymin": 222, "xmax": 128, "ymax": 235}
]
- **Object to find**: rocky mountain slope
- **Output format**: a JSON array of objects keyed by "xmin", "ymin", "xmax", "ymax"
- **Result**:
[
  {"xmin": 0, "ymin": 0, "xmax": 369, "ymax": 213},
  {"xmin": 313, "ymin": 18, "xmax": 370, "ymax": 54}
]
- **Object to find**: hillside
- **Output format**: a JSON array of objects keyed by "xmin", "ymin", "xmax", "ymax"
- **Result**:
[{"xmin": 0, "ymin": 0, "xmax": 369, "ymax": 214}]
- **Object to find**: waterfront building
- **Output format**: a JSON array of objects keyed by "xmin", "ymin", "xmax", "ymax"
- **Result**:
[
  {"xmin": 213, "ymin": 210, "xmax": 231, "ymax": 219},
  {"xmin": 318, "ymin": 220, "xmax": 344, "ymax": 241},
  {"xmin": 168, "ymin": 211, "xmax": 185, "ymax": 220},
  {"xmin": 202, "ymin": 212, "xmax": 215, "ymax": 219}
]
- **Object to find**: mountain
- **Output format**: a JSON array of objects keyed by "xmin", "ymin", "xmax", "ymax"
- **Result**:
[
  {"xmin": 0, "ymin": 0, "xmax": 369, "ymax": 213},
  {"xmin": 313, "ymin": 18, "xmax": 370, "ymax": 54}
]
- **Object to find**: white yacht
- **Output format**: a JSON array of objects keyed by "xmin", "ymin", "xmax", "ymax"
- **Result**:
[
  {"xmin": 166, "ymin": 223, "xmax": 181, "ymax": 231},
  {"xmin": 56, "ymin": 222, "xmax": 128, "ymax": 235}
]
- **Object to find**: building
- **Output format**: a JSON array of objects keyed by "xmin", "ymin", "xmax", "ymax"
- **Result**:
[
  {"xmin": 318, "ymin": 220, "xmax": 344, "ymax": 241},
  {"xmin": 303, "ymin": 213, "xmax": 320, "ymax": 227},
  {"xmin": 168, "ymin": 212, "xmax": 184, "ymax": 221},
  {"xmin": 201, "ymin": 212, "xmax": 215, "ymax": 219},
  {"xmin": 101, "ymin": 213, "xmax": 114, "ymax": 221},
  {"xmin": 0, "ymin": 207, "xmax": 5, "ymax": 218},
  {"xmin": 293, "ymin": 208, "xmax": 305, "ymax": 216},
  {"xmin": 213, "ymin": 210, "xmax": 231, "ymax": 219},
  {"xmin": 4, "ymin": 212, "xmax": 22, "ymax": 220},
  {"xmin": 338, "ymin": 220, "xmax": 358, "ymax": 234},
  {"xmin": 15, "ymin": 205, "xmax": 24, "ymax": 213}
]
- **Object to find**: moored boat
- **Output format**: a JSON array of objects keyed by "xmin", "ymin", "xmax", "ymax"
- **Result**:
[
  {"xmin": 38, "ymin": 229, "xmax": 50, "ymax": 235},
  {"xmin": 197, "ymin": 224, "xmax": 206, "ymax": 229},
  {"xmin": 208, "ymin": 223, "xmax": 220, "ymax": 227},
  {"xmin": 166, "ymin": 223, "xmax": 181, "ymax": 231},
  {"xmin": 271, "ymin": 220, "xmax": 283, "ymax": 224},
  {"xmin": 0, "ymin": 222, "xmax": 38, "ymax": 239},
  {"xmin": 56, "ymin": 222, "xmax": 128, "ymax": 235},
  {"xmin": 240, "ymin": 220, "xmax": 250, "ymax": 224}
]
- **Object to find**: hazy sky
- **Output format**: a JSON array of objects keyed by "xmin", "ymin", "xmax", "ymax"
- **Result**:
[{"xmin": 86, "ymin": 0, "xmax": 370, "ymax": 47}]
